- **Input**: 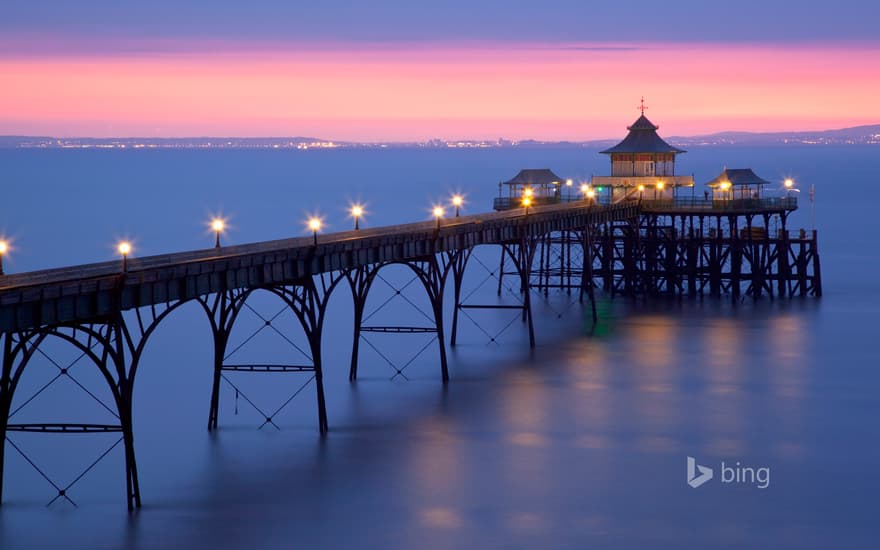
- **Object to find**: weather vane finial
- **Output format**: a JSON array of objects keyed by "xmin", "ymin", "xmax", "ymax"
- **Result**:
[{"xmin": 639, "ymin": 96, "xmax": 648, "ymax": 115}]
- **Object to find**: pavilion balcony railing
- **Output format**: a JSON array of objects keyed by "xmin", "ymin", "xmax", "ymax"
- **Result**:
[
  {"xmin": 638, "ymin": 196, "xmax": 798, "ymax": 212},
  {"xmin": 493, "ymin": 196, "xmax": 565, "ymax": 210},
  {"xmin": 493, "ymin": 195, "xmax": 797, "ymax": 212}
]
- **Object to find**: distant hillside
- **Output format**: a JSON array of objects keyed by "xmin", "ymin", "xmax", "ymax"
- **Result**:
[
  {"xmin": 667, "ymin": 124, "xmax": 880, "ymax": 146},
  {"xmin": 1, "ymin": 124, "xmax": 878, "ymax": 149}
]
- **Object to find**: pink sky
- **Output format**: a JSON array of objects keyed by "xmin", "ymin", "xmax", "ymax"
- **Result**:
[{"xmin": 2, "ymin": 42, "xmax": 878, "ymax": 140}]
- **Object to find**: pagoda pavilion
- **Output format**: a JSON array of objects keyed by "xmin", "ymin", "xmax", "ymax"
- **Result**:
[{"xmin": 591, "ymin": 105, "xmax": 694, "ymax": 203}]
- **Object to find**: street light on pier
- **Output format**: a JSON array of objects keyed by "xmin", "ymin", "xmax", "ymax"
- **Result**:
[
  {"xmin": 522, "ymin": 195, "xmax": 532, "ymax": 216},
  {"xmin": 351, "ymin": 204, "xmax": 364, "ymax": 230},
  {"xmin": 638, "ymin": 184, "xmax": 645, "ymax": 200},
  {"xmin": 720, "ymin": 180, "xmax": 732, "ymax": 200},
  {"xmin": 210, "ymin": 217, "xmax": 226, "ymax": 248},
  {"xmin": 0, "ymin": 240, "xmax": 8, "ymax": 276},
  {"xmin": 656, "ymin": 180, "xmax": 665, "ymax": 199},
  {"xmin": 784, "ymin": 178, "xmax": 795, "ymax": 196},
  {"xmin": 433, "ymin": 206, "xmax": 445, "ymax": 230},
  {"xmin": 118, "ymin": 241, "xmax": 132, "ymax": 273},
  {"xmin": 308, "ymin": 217, "xmax": 322, "ymax": 246},
  {"xmin": 580, "ymin": 183, "xmax": 589, "ymax": 200},
  {"xmin": 452, "ymin": 194, "xmax": 463, "ymax": 217},
  {"xmin": 565, "ymin": 179, "xmax": 573, "ymax": 200},
  {"xmin": 586, "ymin": 188, "xmax": 596, "ymax": 205}
]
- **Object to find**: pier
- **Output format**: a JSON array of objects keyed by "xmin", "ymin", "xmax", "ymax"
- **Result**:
[
  {"xmin": 0, "ymin": 111, "xmax": 825, "ymax": 510},
  {"xmin": 0, "ymin": 195, "xmax": 822, "ymax": 509}
]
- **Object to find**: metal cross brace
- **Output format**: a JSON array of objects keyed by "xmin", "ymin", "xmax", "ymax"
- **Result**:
[
  {"xmin": 10, "ymin": 342, "xmax": 118, "ymax": 421},
  {"xmin": 5, "ymin": 434, "xmax": 124, "ymax": 507}
]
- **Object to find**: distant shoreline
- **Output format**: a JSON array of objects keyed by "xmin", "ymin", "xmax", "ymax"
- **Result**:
[{"xmin": 1, "ymin": 124, "xmax": 878, "ymax": 149}]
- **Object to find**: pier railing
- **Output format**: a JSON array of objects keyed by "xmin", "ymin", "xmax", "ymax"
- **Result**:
[{"xmin": 639, "ymin": 196, "xmax": 797, "ymax": 212}]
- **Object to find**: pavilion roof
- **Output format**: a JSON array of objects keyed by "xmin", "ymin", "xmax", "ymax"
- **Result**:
[
  {"xmin": 502, "ymin": 169, "xmax": 565, "ymax": 186},
  {"xmin": 705, "ymin": 168, "xmax": 772, "ymax": 188},
  {"xmin": 600, "ymin": 115, "xmax": 686, "ymax": 155}
]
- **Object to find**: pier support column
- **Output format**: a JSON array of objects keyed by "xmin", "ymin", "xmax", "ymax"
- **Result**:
[
  {"xmin": 0, "ymin": 303, "xmax": 181, "ymax": 510},
  {"xmin": 449, "ymin": 249, "xmax": 472, "ymax": 347},
  {"xmin": 199, "ymin": 289, "xmax": 251, "ymax": 431},
  {"xmin": 580, "ymin": 226, "xmax": 599, "ymax": 324},
  {"xmin": 347, "ymin": 252, "xmax": 460, "ymax": 383}
]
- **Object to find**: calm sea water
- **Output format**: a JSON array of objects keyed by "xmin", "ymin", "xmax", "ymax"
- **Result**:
[{"xmin": 0, "ymin": 146, "xmax": 878, "ymax": 549}]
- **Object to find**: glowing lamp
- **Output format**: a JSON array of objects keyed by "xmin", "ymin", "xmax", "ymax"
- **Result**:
[
  {"xmin": 351, "ymin": 204, "xmax": 364, "ymax": 230},
  {"xmin": 308, "ymin": 217, "xmax": 322, "ymax": 245},
  {"xmin": 784, "ymin": 178, "xmax": 794, "ymax": 189},
  {"xmin": 433, "ymin": 206, "xmax": 444, "ymax": 230},
  {"xmin": 566, "ymin": 179, "xmax": 573, "ymax": 187},
  {"xmin": 0, "ymin": 239, "xmax": 7, "ymax": 276},
  {"xmin": 452, "ymin": 194, "xmax": 463, "ymax": 217},
  {"xmin": 656, "ymin": 181, "xmax": 665, "ymax": 190},
  {"xmin": 524, "ymin": 187, "xmax": 534, "ymax": 198},
  {"xmin": 210, "ymin": 217, "xmax": 226, "ymax": 248},
  {"xmin": 638, "ymin": 184, "xmax": 645, "ymax": 192},
  {"xmin": 118, "ymin": 241, "xmax": 132, "ymax": 273}
]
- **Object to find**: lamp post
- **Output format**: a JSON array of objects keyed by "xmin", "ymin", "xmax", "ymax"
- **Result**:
[
  {"xmin": 720, "ymin": 181, "xmax": 731, "ymax": 201},
  {"xmin": 656, "ymin": 180, "xmax": 665, "ymax": 200},
  {"xmin": 565, "ymin": 179, "xmax": 573, "ymax": 200},
  {"xmin": 118, "ymin": 241, "xmax": 131, "ymax": 273},
  {"xmin": 586, "ymin": 188, "xmax": 596, "ymax": 206},
  {"xmin": 433, "ymin": 206, "xmax": 444, "ymax": 230},
  {"xmin": 211, "ymin": 218, "xmax": 225, "ymax": 248},
  {"xmin": 0, "ymin": 240, "xmax": 7, "ymax": 276},
  {"xmin": 784, "ymin": 178, "xmax": 794, "ymax": 196},
  {"xmin": 580, "ymin": 184, "xmax": 589, "ymax": 201},
  {"xmin": 452, "ymin": 195, "xmax": 463, "ymax": 217},
  {"xmin": 308, "ymin": 217, "xmax": 321, "ymax": 246},
  {"xmin": 638, "ymin": 184, "xmax": 645, "ymax": 200},
  {"xmin": 522, "ymin": 196, "xmax": 532, "ymax": 216},
  {"xmin": 351, "ymin": 205, "xmax": 363, "ymax": 230}
]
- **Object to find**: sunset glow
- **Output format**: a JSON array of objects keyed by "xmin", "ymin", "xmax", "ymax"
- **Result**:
[{"xmin": 2, "ymin": 41, "xmax": 878, "ymax": 140}]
